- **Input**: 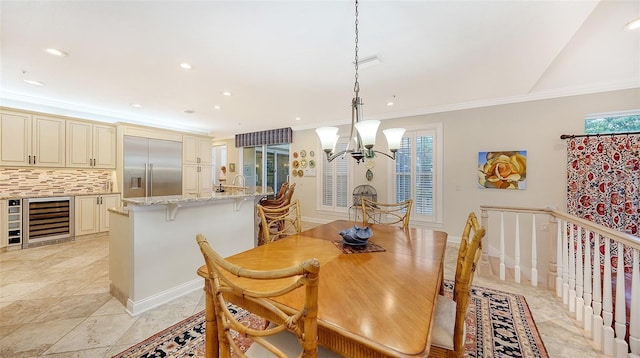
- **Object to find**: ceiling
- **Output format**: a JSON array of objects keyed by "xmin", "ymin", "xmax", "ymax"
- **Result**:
[{"xmin": 1, "ymin": 0, "xmax": 639, "ymax": 139}]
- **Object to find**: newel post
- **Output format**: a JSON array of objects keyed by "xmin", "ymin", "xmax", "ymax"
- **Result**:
[{"xmin": 478, "ymin": 208, "xmax": 492, "ymax": 278}]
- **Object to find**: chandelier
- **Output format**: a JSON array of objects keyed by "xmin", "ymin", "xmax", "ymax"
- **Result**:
[{"xmin": 316, "ymin": 0, "xmax": 405, "ymax": 164}]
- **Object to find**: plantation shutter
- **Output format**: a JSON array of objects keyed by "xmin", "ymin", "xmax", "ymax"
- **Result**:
[
  {"xmin": 415, "ymin": 133, "xmax": 434, "ymax": 215},
  {"xmin": 322, "ymin": 140, "xmax": 348, "ymax": 208},
  {"xmin": 395, "ymin": 130, "xmax": 436, "ymax": 221},
  {"xmin": 395, "ymin": 137, "xmax": 411, "ymax": 204}
]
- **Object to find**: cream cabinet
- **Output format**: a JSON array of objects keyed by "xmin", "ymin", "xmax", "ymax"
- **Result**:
[
  {"xmin": 183, "ymin": 135, "xmax": 212, "ymax": 165},
  {"xmin": 67, "ymin": 120, "xmax": 116, "ymax": 168},
  {"xmin": 75, "ymin": 194, "xmax": 120, "ymax": 236},
  {"xmin": 0, "ymin": 110, "xmax": 65, "ymax": 167},
  {"xmin": 183, "ymin": 164, "xmax": 213, "ymax": 197}
]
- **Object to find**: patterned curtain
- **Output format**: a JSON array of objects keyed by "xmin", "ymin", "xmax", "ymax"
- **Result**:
[{"xmin": 566, "ymin": 134, "xmax": 640, "ymax": 273}]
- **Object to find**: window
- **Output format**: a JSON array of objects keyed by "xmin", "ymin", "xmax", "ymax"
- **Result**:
[
  {"xmin": 319, "ymin": 139, "xmax": 349, "ymax": 211},
  {"xmin": 585, "ymin": 110, "xmax": 640, "ymax": 134},
  {"xmin": 393, "ymin": 125, "xmax": 443, "ymax": 224},
  {"xmin": 241, "ymin": 144, "xmax": 289, "ymax": 192}
]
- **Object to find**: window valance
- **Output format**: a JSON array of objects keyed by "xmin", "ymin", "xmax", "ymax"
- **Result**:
[{"xmin": 235, "ymin": 127, "xmax": 292, "ymax": 147}]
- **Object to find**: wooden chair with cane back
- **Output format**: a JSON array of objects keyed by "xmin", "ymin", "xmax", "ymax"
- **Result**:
[
  {"xmin": 429, "ymin": 212, "xmax": 485, "ymax": 358},
  {"xmin": 263, "ymin": 182, "xmax": 289, "ymax": 203},
  {"xmin": 257, "ymin": 199, "xmax": 302, "ymax": 245},
  {"xmin": 260, "ymin": 183, "xmax": 296, "ymax": 208},
  {"xmin": 360, "ymin": 198, "xmax": 413, "ymax": 229},
  {"xmin": 196, "ymin": 234, "xmax": 339, "ymax": 358}
]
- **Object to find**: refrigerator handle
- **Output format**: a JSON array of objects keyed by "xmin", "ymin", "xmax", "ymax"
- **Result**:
[
  {"xmin": 145, "ymin": 163, "xmax": 149, "ymax": 197},
  {"xmin": 149, "ymin": 163, "xmax": 154, "ymax": 197}
]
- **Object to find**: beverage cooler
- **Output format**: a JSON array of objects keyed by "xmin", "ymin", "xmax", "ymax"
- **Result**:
[{"xmin": 7, "ymin": 199, "xmax": 22, "ymax": 246}]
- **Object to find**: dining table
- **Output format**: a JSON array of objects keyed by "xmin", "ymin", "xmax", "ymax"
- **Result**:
[{"xmin": 197, "ymin": 220, "xmax": 448, "ymax": 357}]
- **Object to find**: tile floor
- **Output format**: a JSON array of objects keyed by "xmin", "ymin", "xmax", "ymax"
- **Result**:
[{"xmin": 0, "ymin": 225, "xmax": 604, "ymax": 357}]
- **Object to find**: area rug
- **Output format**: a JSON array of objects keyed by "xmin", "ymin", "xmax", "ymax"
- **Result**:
[
  {"xmin": 112, "ymin": 303, "xmax": 264, "ymax": 358},
  {"xmin": 114, "ymin": 282, "xmax": 548, "ymax": 357},
  {"xmin": 442, "ymin": 281, "xmax": 549, "ymax": 357}
]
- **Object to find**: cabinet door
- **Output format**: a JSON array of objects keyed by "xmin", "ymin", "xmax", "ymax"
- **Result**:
[
  {"xmin": 66, "ymin": 120, "xmax": 93, "ymax": 167},
  {"xmin": 198, "ymin": 138, "xmax": 212, "ymax": 164},
  {"xmin": 75, "ymin": 196, "xmax": 99, "ymax": 236},
  {"xmin": 0, "ymin": 111, "xmax": 31, "ymax": 166},
  {"xmin": 93, "ymin": 124, "xmax": 116, "ymax": 168},
  {"xmin": 182, "ymin": 164, "xmax": 199, "ymax": 195},
  {"xmin": 99, "ymin": 194, "xmax": 120, "ymax": 232},
  {"xmin": 199, "ymin": 165, "xmax": 213, "ymax": 195},
  {"xmin": 33, "ymin": 115, "xmax": 65, "ymax": 167},
  {"xmin": 183, "ymin": 136, "xmax": 199, "ymax": 164}
]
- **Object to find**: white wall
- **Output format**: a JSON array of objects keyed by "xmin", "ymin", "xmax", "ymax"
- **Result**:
[{"xmin": 285, "ymin": 88, "xmax": 640, "ymax": 239}]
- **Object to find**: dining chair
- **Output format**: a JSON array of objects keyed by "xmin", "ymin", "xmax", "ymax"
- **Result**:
[
  {"xmin": 360, "ymin": 198, "xmax": 413, "ymax": 229},
  {"xmin": 264, "ymin": 182, "xmax": 289, "ymax": 202},
  {"xmin": 195, "ymin": 234, "xmax": 338, "ymax": 358},
  {"xmin": 429, "ymin": 212, "xmax": 485, "ymax": 358},
  {"xmin": 259, "ymin": 183, "xmax": 296, "ymax": 208},
  {"xmin": 257, "ymin": 199, "xmax": 302, "ymax": 245}
]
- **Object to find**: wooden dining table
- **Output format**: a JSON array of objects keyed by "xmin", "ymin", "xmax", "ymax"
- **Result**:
[{"xmin": 197, "ymin": 220, "xmax": 448, "ymax": 357}]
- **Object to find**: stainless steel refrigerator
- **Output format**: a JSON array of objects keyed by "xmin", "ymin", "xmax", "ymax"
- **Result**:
[{"xmin": 123, "ymin": 136, "xmax": 183, "ymax": 198}]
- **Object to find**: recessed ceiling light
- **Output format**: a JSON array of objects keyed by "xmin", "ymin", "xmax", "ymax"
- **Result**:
[
  {"xmin": 386, "ymin": 102, "xmax": 395, "ymax": 106},
  {"xmin": 213, "ymin": 105, "xmax": 222, "ymax": 110},
  {"xmin": 24, "ymin": 79, "xmax": 45, "ymax": 86},
  {"xmin": 184, "ymin": 109, "xmax": 195, "ymax": 114},
  {"xmin": 222, "ymin": 91, "xmax": 232, "ymax": 96},
  {"xmin": 130, "ymin": 103, "xmax": 143, "ymax": 108},
  {"xmin": 180, "ymin": 63, "xmax": 192, "ymax": 70},
  {"xmin": 44, "ymin": 48, "xmax": 68, "ymax": 57},
  {"xmin": 295, "ymin": 117, "xmax": 302, "ymax": 121},
  {"xmin": 625, "ymin": 17, "xmax": 640, "ymax": 30}
]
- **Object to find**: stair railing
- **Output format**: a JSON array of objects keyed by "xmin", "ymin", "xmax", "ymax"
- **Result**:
[{"xmin": 479, "ymin": 205, "xmax": 639, "ymax": 358}]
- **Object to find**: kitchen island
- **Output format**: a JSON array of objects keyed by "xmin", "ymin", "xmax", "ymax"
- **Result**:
[{"xmin": 108, "ymin": 189, "xmax": 271, "ymax": 316}]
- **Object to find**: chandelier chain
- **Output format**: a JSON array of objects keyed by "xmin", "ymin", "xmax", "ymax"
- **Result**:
[{"xmin": 353, "ymin": 0, "xmax": 360, "ymax": 95}]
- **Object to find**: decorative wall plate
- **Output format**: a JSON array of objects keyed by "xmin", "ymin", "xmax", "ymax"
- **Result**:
[
  {"xmin": 297, "ymin": 169, "xmax": 304, "ymax": 177},
  {"xmin": 293, "ymin": 160, "xmax": 299, "ymax": 168},
  {"xmin": 292, "ymin": 169, "xmax": 298, "ymax": 177},
  {"xmin": 293, "ymin": 152, "xmax": 299, "ymax": 158},
  {"xmin": 300, "ymin": 150, "xmax": 307, "ymax": 158},
  {"xmin": 309, "ymin": 150, "xmax": 315, "ymax": 157},
  {"xmin": 300, "ymin": 159, "xmax": 308, "ymax": 168},
  {"xmin": 365, "ymin": 160, "xmax": 375, "ymax": 169},
  {"xmin": 366, "ymin": 169, "xmax": 373, "ymax": 181},
  {"xmin": 309, "ymin": 159, "xmax": 316, "ymax": 168}
]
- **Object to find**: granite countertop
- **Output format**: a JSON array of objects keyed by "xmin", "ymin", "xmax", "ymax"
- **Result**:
[
  {"xmin": 121, "ymin": 188, "xmax": 272, "ymax": 206},
  {"xmin": 0, "ymin": 192, "xmax": 121, "ymax": 200}
]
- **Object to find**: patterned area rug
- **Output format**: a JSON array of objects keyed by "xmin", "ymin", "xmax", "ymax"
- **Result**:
[
  {"xmin": 112, "ymin": 303, "xmax": 263, "ymax": 358},
  {"xmin": 114, "ymin": 282, "xmax": 548, "ymax": 357},
  {"xmin": 441, "ymin": 281, "xmax": 549, "ymax": 357}
]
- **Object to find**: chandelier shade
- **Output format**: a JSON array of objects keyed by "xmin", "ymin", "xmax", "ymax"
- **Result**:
[{"xmin": 316, "ymin": 0, "xmax": 405, "ymax": 164}]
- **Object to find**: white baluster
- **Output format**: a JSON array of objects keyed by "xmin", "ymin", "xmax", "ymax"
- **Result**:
[
  {"xmin": 576, "ymin": 226, "xmax": 585, "ymax": 321},
  {"xmin": 629, "ymin": 248, "xmax": 640, "ymax": 356},
  {"xmin": 614, "ymin": 242, "xmax": 628, "ymax": 357},
  {"xmin": 569, "ymin": 224, "xmax": 577, "ymax": 314},
  {"xmin": 531, "ymin": 214, "xmax": 538, "ymax": 286},
  {"xmin": 556, "ymin": 218, "xmax": 563, "ymax": 297},
  {"xmin": 583, "ymin": 229, "xmax": 593, "ymax": 332},
  {"xmin": 514, "ymin": 213, "xmax": 521, "ymax": 283},
  {"xmin": 603, "ymin": 237, "xmax": 614, "ymax": 356},
  {"xmin": 592, "ymin": 233, "xmax": 603, "ymax": 348},
  {"xmin": 563, "ymin": 220, "xmax": 570, "ymax": 305},
  {"xmin": 500, "ymin": 212, "xmax": 506, "ymax": 281}
]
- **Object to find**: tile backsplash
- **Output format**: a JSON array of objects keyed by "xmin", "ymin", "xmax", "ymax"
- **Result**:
[{"xmin": 0, "ymin": 168, "xmax": 116, "ymax": 197}]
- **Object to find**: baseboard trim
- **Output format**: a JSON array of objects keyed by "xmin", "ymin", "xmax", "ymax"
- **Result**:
[{"xmin": 125, "ymin": 278, "xmax": 203, "ymax": 316}]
